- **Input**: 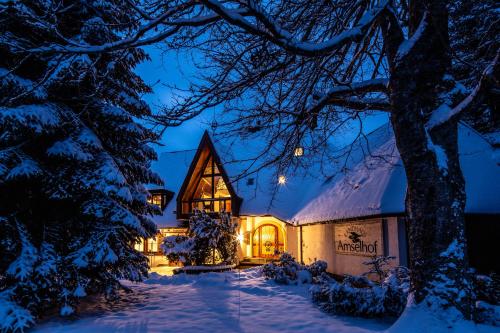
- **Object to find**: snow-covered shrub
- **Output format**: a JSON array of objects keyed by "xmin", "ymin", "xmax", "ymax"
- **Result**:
[
  {"xmin": 311, "ymin": 257, "xmax": 409, "ymax": 317},
  {"xmin": 161, "ymin": 210, "xmax": 238, "ymax": 266},
  {"xmin": 362, "ymin": 256, "xmax": 396, "ymax": 282},
  {"xmin": 473, "ymin": 273, "xmax": 499, "ymax": 305},
  {"xmin": 162, "ymin": 236, "xmax": 195, "ymax": 264},
  {"xmin": 0, "ymin": 0, "xmax": 159, "ymax": 330},
  {"xmin": 308, "ymin": 260, "xmax": 328, "ymax": 278},
  {"xmin": 475, "ymin": 301, "xmax": 500, "ymax": 326},
  {"xmin": 262, "ymin": 253, "xmax": 327, "ymax": 285},
  {"xmin": 473, "ymin": 273, "xmax": 500, "ymax": 325}
]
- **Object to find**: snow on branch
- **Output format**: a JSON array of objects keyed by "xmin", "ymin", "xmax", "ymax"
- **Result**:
[
  {"xmin": 309, "ymin": 79, "xmax": 390, "ymax": 113},
  {"xmin": 395, "ymin": 11, "xmax": 428, "ymax": 63},
  {"xmin": 202, "ymin": 0, "xmax": 390, "ymax": 56},
  {"xmin": 317, "ymin": 79, "xmax": 389, "ymax": 97},
  {"xmin": 426, "ymin": 52, "xmax": 499, "ymax": 129},
  {"xmin": 27, "ymin": 5, "xmax": 251, "ymax": 54}
]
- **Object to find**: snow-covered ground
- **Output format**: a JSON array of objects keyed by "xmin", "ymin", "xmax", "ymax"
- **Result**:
[
  {"xmin": 33, "ymin": 268, "xmax": 392, "ymax": 333},
  {"xmin": 32, "ymin": 268, "xmax": 499, "ymax": 333}
]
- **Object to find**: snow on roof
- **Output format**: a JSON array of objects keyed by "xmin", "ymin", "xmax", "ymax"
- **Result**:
[
  {"xmin": 292, "ymin": 123, "xmax": 500, "ymax": 224},
  {"xmin": 149, "ymin": 123, "xmax": 500, "ymax": 228},
  {"xmin": 291, "ymin": 128, "xmax": 404, "ymax": 225}
]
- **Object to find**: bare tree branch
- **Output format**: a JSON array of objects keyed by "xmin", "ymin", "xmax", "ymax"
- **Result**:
[{"xmin": 202, "ymin": 0, "xmax": 391, "ymax": 56}]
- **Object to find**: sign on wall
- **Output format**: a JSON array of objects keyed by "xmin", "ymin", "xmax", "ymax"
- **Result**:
[{"xmin": 334, "ymin": 222, "xmax": 383, "ymax": 257}]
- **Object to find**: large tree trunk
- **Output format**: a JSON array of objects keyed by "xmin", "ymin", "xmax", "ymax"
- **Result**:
[{"xmin": 386, "ymin": 0, "xmax": 473, "ymax": 320}]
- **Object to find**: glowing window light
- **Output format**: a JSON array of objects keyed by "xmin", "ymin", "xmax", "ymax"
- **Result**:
[
  {"xmin": 237, "ymin": 232, "xmax": 244, "ymax": 243},
  {"xmin": 278, "ymin": 175, "xmax": 286, "ymax": 185},
  {"xmin": 294, "ymin": 147, "xmax": 304, "ymax": 157}
]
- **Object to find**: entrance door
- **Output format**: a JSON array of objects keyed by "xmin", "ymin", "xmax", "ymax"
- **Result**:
[{"xmin": 252, "ymin": 224, "xmax": 284, "ymax": 258}]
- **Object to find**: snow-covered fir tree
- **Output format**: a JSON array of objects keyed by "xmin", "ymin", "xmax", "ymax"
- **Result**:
[
  {"xmin": 162, "ymin": 210, "xmax": 238, "ymax": 266},
  {"xmin": 0, "ymin": 0, "xmax": 160, "ymax": 330}
]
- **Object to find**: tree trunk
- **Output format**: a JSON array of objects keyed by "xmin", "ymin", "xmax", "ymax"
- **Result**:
[{"xmin": 386, "ymin": 0, "xmax": 472, "ymax": 319}]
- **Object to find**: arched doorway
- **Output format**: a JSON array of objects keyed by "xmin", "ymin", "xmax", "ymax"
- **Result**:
[{"xmin": 252, "ymin": 224, "xmax": 284, "ymax": 258}]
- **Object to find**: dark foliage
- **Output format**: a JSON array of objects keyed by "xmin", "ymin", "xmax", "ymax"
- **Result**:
[
  {"xmin": 0, "ymin": 0, "xmax": 160, "ymax": 330},
  {"xmin": 162, "ymin": 210, "xmax": 238, "ymax": 266}
]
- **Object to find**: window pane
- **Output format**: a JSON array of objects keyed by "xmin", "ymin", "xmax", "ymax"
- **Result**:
[
  {"xmin": 192, "ymin": 201, "xmax": 212, "ymax": 212},
  {"xmin": 134, "ymin": 238, "xmax": 144, "ymax": 252},
  {"xmin": 203, "ymin": 157, "xmax": 213, "ymax": 175},
  {"xmin": 214, "ymin": 176, "xmax": 230, "ymax": 198},
  {"xmin": 194, "ymin": 176, "xmax": 212, "ymax": 199},
  {"xmin": 214, "ymin": 200, "xmax": 221, "ymax": 212},
  {"xmin": 147, "ymin": 194, "xmax": 163, "ymax": 208},
  {"xmin": 148, "ymin": 237, "xmax": 158, "ymax": 252},
  {"xmin": 213, "ymin": 161, "xmax": 220, "ymax": 174}
]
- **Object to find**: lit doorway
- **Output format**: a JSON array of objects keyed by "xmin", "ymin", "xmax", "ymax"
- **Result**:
[{"xmin": 252, "ymin": 224, "xmax": 284, "ymax": 258}]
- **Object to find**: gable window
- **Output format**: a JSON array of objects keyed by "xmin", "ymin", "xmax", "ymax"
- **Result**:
[
  {"xmin": 183, "ymin": 155, "xmax": 232, "ymax": 214},
  {"xmin": 147, "ymin": 190, "xmax": 174, "ymax": 211},
  {"xmin": 177, "ymin": 131, "xmax": 241, "ymax": 219},
  {"xmin": 148, "ymin": 194, "xmax": 163, "ymax": 207}
]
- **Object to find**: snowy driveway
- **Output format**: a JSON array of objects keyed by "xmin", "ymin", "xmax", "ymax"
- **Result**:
[{"xmin": 34, "ymin": 269, "xmax": 392, "ymax": 333}]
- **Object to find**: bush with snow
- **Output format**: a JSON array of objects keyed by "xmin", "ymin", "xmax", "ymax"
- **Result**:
[
  {"xmin": 310, "ymin": 256, "xmax": 410, "ymax": 318},
  {"xmin": 162, "ymin": 236, "xmax": 195, "ymax": 264},
  {"xmin": 473, "ymin": 273, "xmax": 500, "ymax": 325},
  {"xmin": 161, "ymin": 210, "xmax": 238, "ymax": 266},
  {"xmin": 262, "ymin": 253, "xmax": 327, "ymax": 285}
]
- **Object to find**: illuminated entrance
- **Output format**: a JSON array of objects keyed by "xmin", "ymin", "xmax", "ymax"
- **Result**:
[{"xmin": 252, "ymin": 224, "xmax": 284, "ymax": 258}]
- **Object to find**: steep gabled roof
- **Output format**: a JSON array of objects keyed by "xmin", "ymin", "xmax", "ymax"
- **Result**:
[{"xmin": 176, "ymin": 131, "xmax": 241, "ymax": 219}]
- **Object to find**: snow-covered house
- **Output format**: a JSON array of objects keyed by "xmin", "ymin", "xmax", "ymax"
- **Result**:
[{"xmin": 142, "ymin": 123, "xmax": 500, "ymax": 275}]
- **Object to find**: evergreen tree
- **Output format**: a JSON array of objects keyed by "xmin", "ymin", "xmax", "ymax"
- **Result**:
[
  {"xmin": 450, "ymin": 0, "xmax": 499, "ymax": 134},
  {"xmin": 0, "ymin": 0, "xmax": 160, "ymax": 330}
]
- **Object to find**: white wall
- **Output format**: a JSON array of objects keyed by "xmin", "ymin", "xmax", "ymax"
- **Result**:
[{"xmin": 287, "ymin": 217, "xmax": 405, "ymax": 276}]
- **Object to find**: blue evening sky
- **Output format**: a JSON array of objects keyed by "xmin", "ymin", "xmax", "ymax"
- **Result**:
[{"xmin": 135, "ymin": 46, "xmax": 389, "ymax": 153}]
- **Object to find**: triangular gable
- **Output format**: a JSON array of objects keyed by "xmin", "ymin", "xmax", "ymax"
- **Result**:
[{"xmin": 176, "ymin": 131, "xmax": 241, "ymax": 219}]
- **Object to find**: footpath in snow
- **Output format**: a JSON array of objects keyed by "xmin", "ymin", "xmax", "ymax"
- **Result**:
[{"xmin": 33, "ymin": 268, "xmax": 392, "ymax": 333}]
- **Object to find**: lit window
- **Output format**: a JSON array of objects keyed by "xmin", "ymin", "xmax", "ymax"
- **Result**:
[
  {"xmin": 147, "ymin": 237, "xmax": 158, "ymax": 252},
  {"xmin": 294, "ymin": 147, "xmax": 304, "ymax": 157},
  {"xmin": 134, "ymin": 238, "xmax": 144, "ymax": 252},
  {"xmin": 278, "ymin": 175, "xmax": 286, "ymax": 185},
  {"xmin": 148, "ymin": 194, "xmax": 163, "ymax": 208},
  {"xmin": 147, "ymin": 190, "xmax": 174, "ymax": 211},
  {"xmin": 187, "ymin": 154, "xmax": 232, "ymax": 213}
]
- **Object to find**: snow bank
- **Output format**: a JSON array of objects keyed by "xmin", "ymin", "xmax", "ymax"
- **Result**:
[{"xmin": 388, "ymin": 295, "xmax": 497, "ymax": 333}]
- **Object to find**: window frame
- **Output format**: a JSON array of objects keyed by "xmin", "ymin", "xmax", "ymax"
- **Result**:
[
  {"xmin": 183, "ymin": 153, "xmax": 231, "ymax": 214},
  {"xmin": 147, "ymin": 189, "xmax": 174, "ymax": 211}
]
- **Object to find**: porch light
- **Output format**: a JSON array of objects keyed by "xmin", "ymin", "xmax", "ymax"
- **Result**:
[
  {"xmin": 294, "ymin": 147, "xmax": 304, "ymax": 157},
  {"xmin": 278, "ymin": 175, "xmax": 286, "ymax": 185}
]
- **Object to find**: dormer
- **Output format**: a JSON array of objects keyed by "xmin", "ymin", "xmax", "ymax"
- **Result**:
[{"xmin": 176, "ymin": 131, "xmax": 241, "ymax": 219}]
